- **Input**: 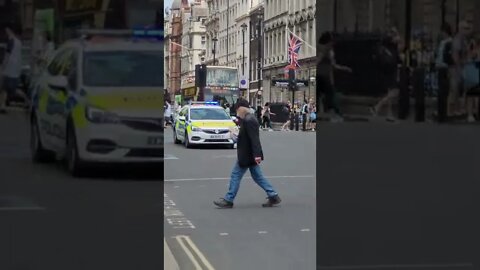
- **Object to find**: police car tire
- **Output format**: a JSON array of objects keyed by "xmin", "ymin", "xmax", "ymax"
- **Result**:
[
  {"xmin": 31, "ymin": 117, "xmax": 55, "ymax": 163},
  {"xmin": 184, "ymin": 131, "xmax": 191, "ymax": 148},
  {"xmin": 66, "ymin": 125, "xmax": 86, "ymax": 177},
  {"xmin": 173, "ymin": 128, "xmax": 181, "ymax": 144}
]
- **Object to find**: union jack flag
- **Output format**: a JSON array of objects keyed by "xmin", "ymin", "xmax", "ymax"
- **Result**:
[{"xmin": 287, "ymin": 33, "xmax": 302, "ymax": 69}]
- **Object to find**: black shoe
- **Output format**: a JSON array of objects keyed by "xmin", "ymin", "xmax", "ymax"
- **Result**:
[
  {"xmin": 214, "ymin": 198, "xmax": 233, "ymax": 208},
  {"xmin": 0, "ymin": 109, "xmax": 7, "ymax": 114},
  {"xmin": 262, "ymin": 195, "xmax": 281, "ymax": 207}
]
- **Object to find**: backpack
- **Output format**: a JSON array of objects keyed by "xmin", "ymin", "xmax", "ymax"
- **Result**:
[
  {"xmin": 443, "ymin": 40, "xmax": 454, "ymax": 66},
  {"xmin": 302, "ymin": 104, "xmax": 308, "ymax": 114}
]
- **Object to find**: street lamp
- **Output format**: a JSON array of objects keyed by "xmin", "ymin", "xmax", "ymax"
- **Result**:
[
  {"xmin": 212, "ymin": 36, "xmax": 218, "ymax": 66},
  {"xmin": 257, "ymin": 12, "xmax": 263, "ymax": 104},
  {"xmin": 241, "ymin": 23, "xmax": 247, "ymax": 76}
]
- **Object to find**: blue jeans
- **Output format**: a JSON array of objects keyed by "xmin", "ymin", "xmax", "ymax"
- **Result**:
[{"xmin": 225, "ymin": 161, "xmax": 278, "ymax": 202}]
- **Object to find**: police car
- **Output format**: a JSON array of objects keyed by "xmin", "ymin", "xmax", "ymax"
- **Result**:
[
  {"xmin": 29, "ymin": 29, "xmax": 163, "ymax": 176},
  {"xmin": 173, "ymin": 102, "xmax": 237, "ymax": 148}
]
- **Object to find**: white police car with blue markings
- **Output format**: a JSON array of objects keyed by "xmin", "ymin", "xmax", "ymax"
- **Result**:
[
  {"xmin": 173, "ymin": 102, "xmax": 237, "ymax": 148},
  {"xmin": 30, "ymin": 29, "xmax": 164, "ymax": 176}
]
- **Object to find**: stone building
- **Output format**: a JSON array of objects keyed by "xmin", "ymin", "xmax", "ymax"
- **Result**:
[{"xmin": 180, "ymin": 0, "xmax": 208, "ymax": 99}]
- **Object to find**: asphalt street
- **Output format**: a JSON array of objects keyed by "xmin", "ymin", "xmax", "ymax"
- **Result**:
[
  {"xmin": 164, "ymin": 128, "xmax": 316, "ymax": 270},
  {"xmin": 0, "ymin": 109, "xmax": 163, "ymax": 270}
]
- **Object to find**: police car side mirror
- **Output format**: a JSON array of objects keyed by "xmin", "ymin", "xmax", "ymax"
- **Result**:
[
  {"xmin": 231, "ymin": 116, "xmax": 237, "ymax": 121},
  {"xmin": 48, "ymin": 75, "xmax": 68, "ymax": 93}
]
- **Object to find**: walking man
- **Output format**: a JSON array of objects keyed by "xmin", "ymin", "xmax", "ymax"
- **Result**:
[
  {"xmin": 214, "ymin": 98, "xmax": 281, "ymax": 208},
  {"xmin": 0, "ymin": 23, "xmax": 27, "ymax": 113}
]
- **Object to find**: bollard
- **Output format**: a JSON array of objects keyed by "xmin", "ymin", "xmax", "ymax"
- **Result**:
[
  {"xmin": 414, "ymin": 67, "xmax": 425, "ymax": 122},
  {"xmin": 289, "ymin": 112, "xmax": 294, "ymax": 130},
  {"xmin": 295, "ymin": 113, "xmax": 300, "ymax": 131},
  {"xmin": 398, "ymin": 66, "xmax": 410, "ymax": 120},
  {"xmin": 302, "ymin": 113, "xmax": 307, "ymax": 131},
  {"xmin": 437, "ymin": 67, "xmax": 449, "ymax": 123}
]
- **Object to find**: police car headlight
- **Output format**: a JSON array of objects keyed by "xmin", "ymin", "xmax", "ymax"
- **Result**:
[
  {"xmin": 191, "ymin": 126, "xmax": 201, "ymax": 132},
  {"xmin": 85, "ymin": 106, "xmax": 120, "ymax": 124}
]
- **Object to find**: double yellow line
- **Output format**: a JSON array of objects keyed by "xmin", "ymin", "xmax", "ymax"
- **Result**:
[{"xmin": 174, "ymin": 235, "xmax": 215, "ymax": 270}]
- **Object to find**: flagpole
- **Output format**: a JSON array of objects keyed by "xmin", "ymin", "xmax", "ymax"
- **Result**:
[{"xmin": 285, "ymin": 22, "xmax": 288, "ymax": 65}]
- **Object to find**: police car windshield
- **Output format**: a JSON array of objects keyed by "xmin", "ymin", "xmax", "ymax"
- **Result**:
[
  {"xmin": 83, "ymin": 51, "xmax": 163, "ymax": 87},
  {"xmin": 190, "ymin": 108, "xmax": 230, "ymax": 120}
]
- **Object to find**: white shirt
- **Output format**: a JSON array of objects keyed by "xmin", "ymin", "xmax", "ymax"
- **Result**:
[
  {"xmin": 2, "ymin": 37, "xmax": 22, "ymax": 78},
  {"xmin": 164, "ymin": 103, "xmax": 172, "ymax": 117}
]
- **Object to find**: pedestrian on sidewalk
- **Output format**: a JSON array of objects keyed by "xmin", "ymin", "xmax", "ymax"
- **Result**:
[
  {"xmin": 281, "ymin": 100, "xmax": 292, "ymax": 131},
  {"xmin": 317, "ymin": 31, "xmax": 352, "ymax": 123},
  {"xmin": 310, "ymin": 103, "xmax": 317, "ymax": 131},
  {"xmin": 164, "ymin": 100, "xmax": 172, "ymax": 128},
  {"xmin": 449, "ymin": 20, "xmax": 471, "ymax": 119},
  {"xmin": 435, "ymin": 23, "xmax": 454, "ymax": 118},
  {"xmin": 0, "ymin": 24, "xmax": 28, "ymax": 114},
  {"xmin": 261, "ymin": 102, "xmax": 274, "ymax": 131},
  {"xmin": 214, "ymin": 98, "xmax": 281, "ymax": 208},
  {"xmin": 301, "ymin": 99, "xmax": 309, "ymax": 131},
  {"xmin": 370, "ymin": 27, "xmax": 403, "ymax": 122}
]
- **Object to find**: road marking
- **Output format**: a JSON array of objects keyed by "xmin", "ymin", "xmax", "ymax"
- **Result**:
[
  {"xmin": 219, "ymin": 233, "xmax": 229, "ymax": 236},
  {"xmin": 300, "ymin": 228, "xmax": 310, "ymax": 232},
  {"xmin": 174, "ymin": 186, "xmax": 180, "ymax": 188},
  {"xmin": 164, "ymin": 194, "xmax": 195, "ymax": 229},
  {"xmin": 165, "ymin": 154, "xmax": 179, "ymax": 160},
  {"xmin": 175, "ymin": 235, "xmax": 215, "ymax": 270},
  {"xmin": 165, "ymin": 175, "xmax": 315, "ymax": 182},
  {"xmin": 258, "ymin": 231, "xmax": 268, "ymax": 234}
]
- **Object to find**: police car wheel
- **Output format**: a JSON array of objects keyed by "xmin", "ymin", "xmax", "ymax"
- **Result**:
[
  {"xmin": 173, "ymin": 128, "xmax": 181, "ymax": 144},
  {"xmin": 184, "ymin": 131, "xmax": 191, "ymax": 148},
  {"xmin": 66, "ymin": 126, "xmax": 85, "ymax": 177},
  {"xmin": 30, "ymin": 116, "xmax": 55, "ymax": 163}
]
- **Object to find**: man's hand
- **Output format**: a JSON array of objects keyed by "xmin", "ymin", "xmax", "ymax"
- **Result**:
[{"xmin": 255, "ymin": 157, "xmax": 262, "ymax": 165}]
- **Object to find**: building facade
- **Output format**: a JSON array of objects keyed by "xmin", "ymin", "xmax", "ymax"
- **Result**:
[
  {"xmin": 165, "ymin": 0, "xmax": 189, "ymax": 101},
  {"xmin": 263, "ymin": 0, "xmax": 316, "ymax": 104},
  {"xmin": 180, "ymin": 0, "xmax": 208, "ymax": 99},
  {"xmin": 248, "ymin": 3, "xmax": 264, "ymax": 106}
]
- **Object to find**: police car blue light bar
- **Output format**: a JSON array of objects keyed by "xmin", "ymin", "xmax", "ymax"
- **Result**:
[{"xmin": 189, "ymin": 101, "xmax": 219, "ymax": 106}]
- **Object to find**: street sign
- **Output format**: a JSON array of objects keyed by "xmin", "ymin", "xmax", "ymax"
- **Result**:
[
  {"xmin": 239, "ymin": 75, "xmax": 248, "ymax": 89},
  {"xmin": 271, "ymin": 79, "xmax": 309, "ymax": 88}
]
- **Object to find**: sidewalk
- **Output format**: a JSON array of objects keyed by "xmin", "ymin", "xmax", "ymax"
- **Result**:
[{"xmin": 164, "ymin": 238, "xmax": 179, "ymax": 270}]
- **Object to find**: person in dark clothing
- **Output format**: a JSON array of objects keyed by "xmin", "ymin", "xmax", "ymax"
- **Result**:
[
  {"xmin": 317, "ymin": 31, "xmax": 352, "ymax": 122},
  {"xmin": 214, "ymin": 98, "xmax": 281, "ymax": 208},
  {"xmin": 281, "ymin": 100, "xmax": 292, "ymax": 131},
  {"xmin": 370, "ymin": 27, "xmax": 403, "ymax": 122}
]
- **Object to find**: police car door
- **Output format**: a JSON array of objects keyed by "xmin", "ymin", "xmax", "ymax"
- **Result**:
[
  {"xmin": 43, "ymin": 48, "xmax": 76, "ymax": 151},
  {"xmin": 176, "ymin": 107, "xmax": 188, "ymax": 140},
  {"xmin": 36, "ymin": 48, "xmax": 69, "ymax": 150}
]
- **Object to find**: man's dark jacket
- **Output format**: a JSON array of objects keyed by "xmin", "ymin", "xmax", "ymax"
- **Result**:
[{"xmin": 237, "ymin": 113, "xmax": 263, "ymax": 167}]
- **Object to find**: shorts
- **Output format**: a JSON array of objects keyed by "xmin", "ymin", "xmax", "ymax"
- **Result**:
[{"xmin": 1, "ymin": 76, "xmax": 20, "ymax": 96}]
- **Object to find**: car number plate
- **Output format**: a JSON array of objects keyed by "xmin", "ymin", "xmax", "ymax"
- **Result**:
[
  {"xmin": 210, "ymin": 135, "xmax": 223, "ymax": 139},
  {"xmin": 148, "ymin": 137, "xmax": 163, "ymax": 145}
]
